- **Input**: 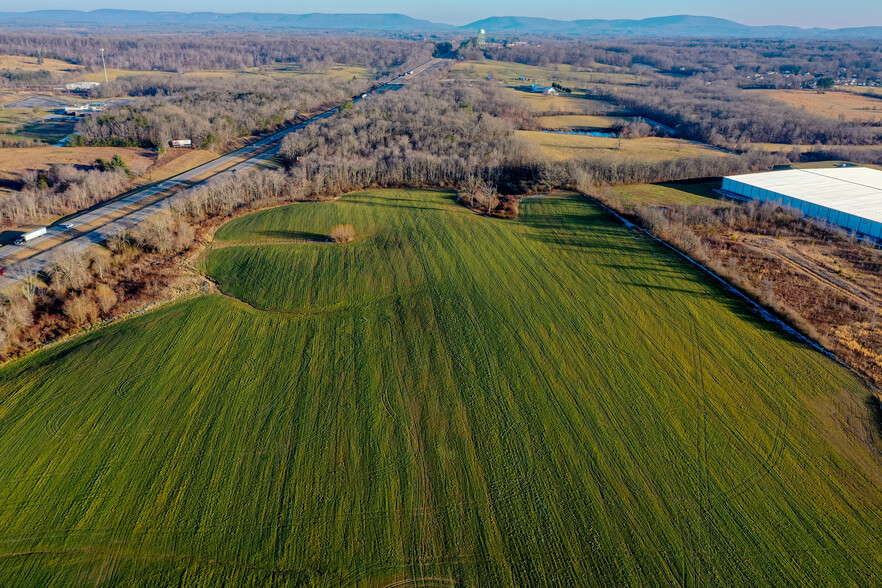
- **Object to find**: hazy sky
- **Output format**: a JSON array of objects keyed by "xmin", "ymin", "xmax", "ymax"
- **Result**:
[{"xmin": 2, "ymin": 0, "xmax": 880, "ymax": 29}]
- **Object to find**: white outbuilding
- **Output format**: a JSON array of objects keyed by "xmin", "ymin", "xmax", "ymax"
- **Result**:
[{"xmin": 722, "ymin": 167, "xmax": 882, "ymax": 238}]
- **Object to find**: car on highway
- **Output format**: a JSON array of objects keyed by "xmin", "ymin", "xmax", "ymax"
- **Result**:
[{"xmin": 0, "ymin": 268, "xmax": 7, "ymax": 276}]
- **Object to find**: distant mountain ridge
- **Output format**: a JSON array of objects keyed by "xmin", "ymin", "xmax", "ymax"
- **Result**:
[
  {"xmin": 0, "ymin": 10, "xmax": 880, "ymax": 38},
  {"xmin": 464, "ymin": 15, "xmax": 882, "ymax": 39},
  {"xmin": 0, "ymin": 10, "xmax": 450, "ymax": 32}
]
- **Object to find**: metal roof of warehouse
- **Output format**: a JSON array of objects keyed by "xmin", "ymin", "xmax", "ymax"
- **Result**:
[{"xmin": 725, "ymin": 167, "xmax": 882, "ymax": 224}]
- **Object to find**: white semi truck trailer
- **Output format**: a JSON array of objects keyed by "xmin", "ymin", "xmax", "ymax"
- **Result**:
[{"xmin": 15, "ymin": 227, "xmax": 47, "ymax": 245}]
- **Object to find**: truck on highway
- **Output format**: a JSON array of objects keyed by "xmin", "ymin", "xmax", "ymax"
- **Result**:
[{"xmin": 14, "ymin": 227, "xmax": 47, "ymax": 245}]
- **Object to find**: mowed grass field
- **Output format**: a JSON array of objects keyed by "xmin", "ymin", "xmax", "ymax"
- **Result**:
[
  {"xmin": 0, "ymin": 189, "xmax": 881, "ymax": 585},
  {"xmin": 517, "ymin": 130, "xmax": 731, "ymax": 161},
  {"xmin": 750, "ymin": 89, "xmax": 882, "ymax": 122}
]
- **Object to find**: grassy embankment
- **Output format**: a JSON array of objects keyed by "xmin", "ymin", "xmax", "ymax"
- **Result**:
[{"xmin": 0, "ymin": 190, "xmax": 880, "ymax": 585}]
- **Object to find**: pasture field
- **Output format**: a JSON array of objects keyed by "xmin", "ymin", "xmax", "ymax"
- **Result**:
[
  {"xmin": 0, "ymin": 190, "xmax": 879, "ymax": 585},
  {"xmin": 0, "ymin": 107, "xmax": 38, "ymax": 126},
  {"xmin": 0, "ymin": 54, "xmax": 82, "ymax": 73},
  {"xmin": 79, "ymin": 68, "xmax": 155, "ymax": 82},
  {"xmin": 842, "ymin": 86, "xmax": 882, "ymax": 99},
  {"xmin": 511, "ymin": 90, "xmax": 624, "ymax": 115},
  {"xmin": 449, "ymin": 59, "xmax": 645, "ymax": 86},
  {"xmin": 517, "ymin": 130, "xmax": 731, "ymax": 161},
  {"xmin": 536, "ymin": 114, "xmax": 620, "ymax": 129},
  {"xmin": 0, "ymin": 147, "xmax": 155, "ymax": 183},
  {"xmin": 751, "ymin": 89, "xmax": 882, "ymax": 122}
]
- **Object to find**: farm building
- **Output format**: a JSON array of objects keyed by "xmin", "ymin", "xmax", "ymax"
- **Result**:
[
  {"xmin": 531, "ymin": 84, "xmax": 559, "ymax": 95},
  {"xmin": 722, "ymin": 167, "xmax": 882, "ymax": 238}
]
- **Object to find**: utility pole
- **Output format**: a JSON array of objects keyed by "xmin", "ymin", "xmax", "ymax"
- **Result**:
[{"xmin": 100, "ymin": 48, "xmax": 108, "ymax": 85}]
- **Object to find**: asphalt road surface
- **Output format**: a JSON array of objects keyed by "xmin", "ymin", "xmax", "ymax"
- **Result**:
[{"xmin": 0, "ymin": 57, "xmax": 446, "ymax": 288}]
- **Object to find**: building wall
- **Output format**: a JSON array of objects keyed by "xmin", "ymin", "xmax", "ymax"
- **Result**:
[{"xmin": 722, "ymin": 178, "xmax": 882, "ymax": 238}]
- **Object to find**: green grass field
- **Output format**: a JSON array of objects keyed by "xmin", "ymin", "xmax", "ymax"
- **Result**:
[
  {"xmin": 0, "ymin": 189, "xmax": 881, "ymax": 586},
  {"xmin": 612, "ymin": 182, "xmax": 735, "ymax": 207}
]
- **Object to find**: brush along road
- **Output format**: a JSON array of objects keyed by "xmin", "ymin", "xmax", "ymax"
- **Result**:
[{"xmin": 0, "ymin": 57, "xmax": 446, "ymax": 287}]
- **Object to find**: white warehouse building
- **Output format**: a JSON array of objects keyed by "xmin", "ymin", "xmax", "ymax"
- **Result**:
[{"xmin": 722, "ymin": 167, "xmax": 882, "ymax": 239}]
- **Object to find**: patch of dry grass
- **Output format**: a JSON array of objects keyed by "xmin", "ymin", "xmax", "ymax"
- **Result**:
[
  {"xmin": 0, "ymin": 147, "xmax": 156, "ymax": 182},
  {"xmin": 509, "ymin": 89, "xmax": 624, "ymax": 115},
  {"xmin": 0, "ymin": 55, "xmax": 82, "ymax": 73},
  {"xmin": 751, "ymin": 89, "xmax": 882, "ymax": 122},
  {"xmin": 517, "ymin": 130, "xmax": 731, "ymax": 162},
  {"xmin": 135, "ymin": 150, "xmax": 218, "ymax": 186}
]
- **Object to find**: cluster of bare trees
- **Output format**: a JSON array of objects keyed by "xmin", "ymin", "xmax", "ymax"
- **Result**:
[
  {"xmin": 0, "ymin": 206, "xmax": 199, "ymax": 356},
  {"xmin": 554, "ymin": 150, "xmax": 785, "ymax": 188},
  {"xmin": 607, "ymin": 80, "xmax": 881, "ymax": 147},
  {"xmin": 0, "ymin": 137, "xmax": 46, "ymax": 148},
  {"xmin": 72, "ymin": 74, "xmax": 364, "ymax": 149},
  {"xmin": 278, "ymin": 80, "xmax": 538, "ymax": 203},
  {"xmin": 1, "ymin": 165, "xmax": 130, "ymax": 227},
  {"xmin": 0, "ymin": 33, "xmax": 433, "ymax": 75}
]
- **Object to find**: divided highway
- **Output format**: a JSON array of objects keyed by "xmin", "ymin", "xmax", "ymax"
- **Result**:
[{"xmin": 0, "ymin": 57, "xmax": 446, "ymax": 288}]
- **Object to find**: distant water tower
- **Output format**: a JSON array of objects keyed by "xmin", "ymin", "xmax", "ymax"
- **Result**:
[{"xmin": 477, "ymin": 29, "xmax": 487, "ymax": 47}]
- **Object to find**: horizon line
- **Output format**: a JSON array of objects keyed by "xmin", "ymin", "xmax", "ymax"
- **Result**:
[{"xmin": 0, "ymin": 9, "xmax": 875, "ymax": 31}]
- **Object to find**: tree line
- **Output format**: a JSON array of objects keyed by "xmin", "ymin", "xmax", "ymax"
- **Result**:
[
  {"xmin": 484, "ymin": 39, "xmax": 882, "ymax": 85},
  {"xmin": 606, "ymin": 79, "xmax": 882, "ymax": 147},
  {"xmin": 0, "ymin": 33, "xmax": 433, "ymax": 74}
]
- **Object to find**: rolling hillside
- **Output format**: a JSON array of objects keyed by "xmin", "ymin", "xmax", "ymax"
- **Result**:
[{"xmin": 0, "ymin": 190, "xmax": 879, "ymax": 585}]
